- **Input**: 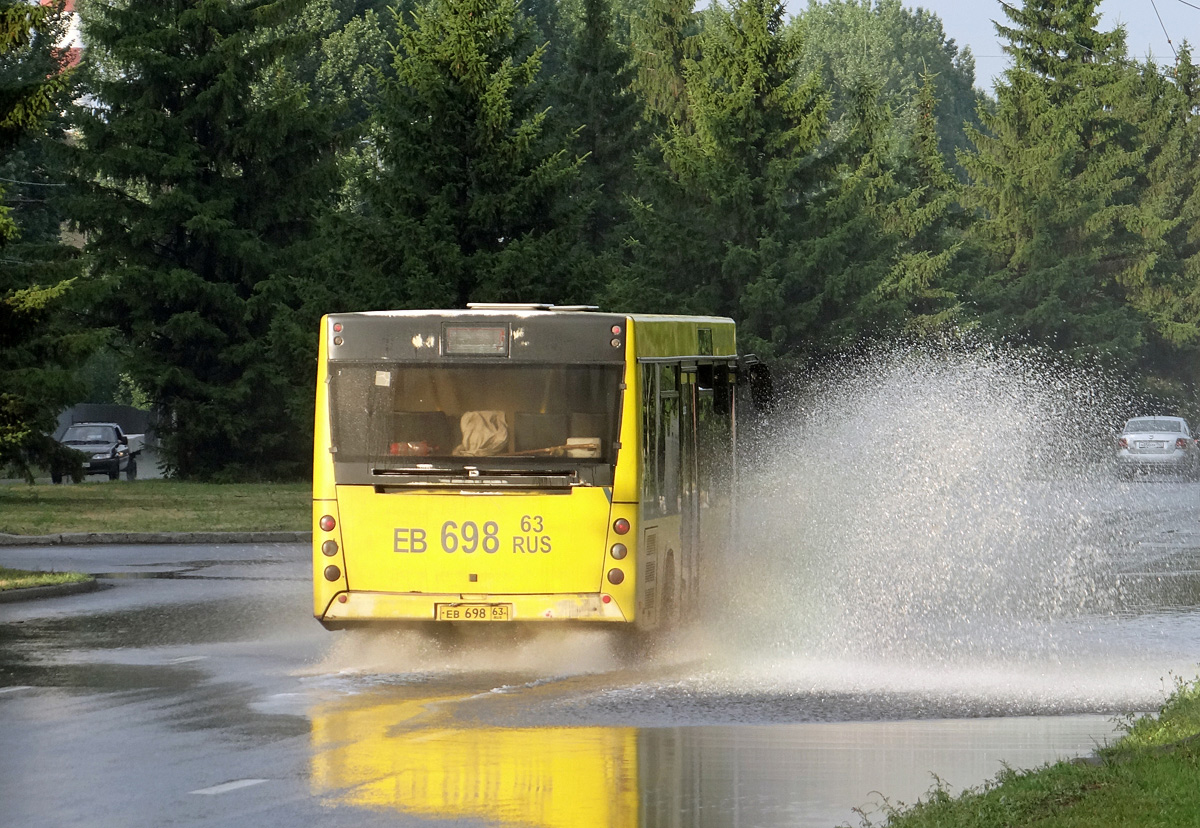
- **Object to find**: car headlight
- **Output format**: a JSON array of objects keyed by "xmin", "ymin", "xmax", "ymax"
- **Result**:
[{"xmin": 92, "ymin": 452, "xmax": 110, "ymax": 460}]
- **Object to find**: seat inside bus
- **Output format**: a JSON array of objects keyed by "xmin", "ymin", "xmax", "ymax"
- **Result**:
[
  {"xmin": 454, "ymin": 411, "xmax": 508, "ymax": 456},
  {"xmin": 390, "ymin": 412, "xmax": 455, "ymax": 455},
  {"xmin": 514, "ymin": 412, "xmax": 568, "ymax": 453}
]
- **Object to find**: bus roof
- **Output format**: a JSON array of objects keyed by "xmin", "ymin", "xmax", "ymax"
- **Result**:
[{"xmin": 325, "ymin": 308, "xmax": 737, "ymax": 362}]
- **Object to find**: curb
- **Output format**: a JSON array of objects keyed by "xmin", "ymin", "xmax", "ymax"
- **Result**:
[
  {"xmin": 0, "ymin": 578, "xmax": 99, "ymax": 604},
  {"xmin": 0, "ymin": 531, "xmax": 311, "ymax": 546}
]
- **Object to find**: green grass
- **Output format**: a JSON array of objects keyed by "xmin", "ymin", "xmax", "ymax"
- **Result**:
[
  {"xmin": 863, "ymin": 678, "xmax": 1200, "ymax": 828},
  {"xmin": 0, "ymin": 480, "xmax": 309, "ymax": 535},
  {"xmin": 0, "ymin": 566, "xmax": 92, "ymax": 590}
]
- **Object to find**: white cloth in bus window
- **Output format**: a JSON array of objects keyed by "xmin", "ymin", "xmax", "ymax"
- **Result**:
[{"xmin": 453, "ymin": 411, "xmax": 508, "ymax": 456}]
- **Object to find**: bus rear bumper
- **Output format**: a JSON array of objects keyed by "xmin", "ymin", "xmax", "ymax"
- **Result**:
[{"xmin": 318, "ymin": 591, "xmax": 632, "ymax": 625}]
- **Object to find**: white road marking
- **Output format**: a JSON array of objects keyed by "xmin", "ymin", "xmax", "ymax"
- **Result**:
[{"xmin": 189, "ymin": 779, "xmax": 268, "ymax": 795}]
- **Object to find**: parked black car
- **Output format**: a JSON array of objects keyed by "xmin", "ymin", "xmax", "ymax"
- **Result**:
[{"xmin": 53, "ymin": 422, "xmax": 144, "ymax": 483}]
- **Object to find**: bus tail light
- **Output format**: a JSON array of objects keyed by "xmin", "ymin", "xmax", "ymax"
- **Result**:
[
  {"xmin": 613, "ymin": 518, "xmax": 629, "ymax": 535},
  {"xmin": 607, "ymin": 568, "xmax": 624, "ymax": 585},
  {"xmin": 322, "ymin": 540, "xmax": 339, "ymax": 557},
  {"xmin": 319, "ymin": 515, "xmax": 336, "ymax": 532},
  {"xmin": 324, "ymin": 565, "xmax": 341, "ymax": 581},
  {"xmin": 610, "ymin": 543, "xmax": 627, "ymax": 560}
]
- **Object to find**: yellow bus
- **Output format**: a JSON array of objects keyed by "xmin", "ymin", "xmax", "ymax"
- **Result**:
[{"xmin": 312, "ymin": 304, "xmax": 764, "ymax": 632}]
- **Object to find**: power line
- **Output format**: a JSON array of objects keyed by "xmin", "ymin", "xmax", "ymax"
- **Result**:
[
  {"xmin": 1151, "ymin": 0, "xmax": 1179, "ymax": 60},
  {"xmin": 0, "ymin": 176, "xmax": 65, "ymax": 187}
]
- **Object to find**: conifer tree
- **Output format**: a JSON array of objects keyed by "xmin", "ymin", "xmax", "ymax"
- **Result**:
[
  {"xmin": 558, "ymin": 0, "xmax": 641, "ymax": 243},
  {"xmin": 629, "ymin": 0, "xmax": 699, "ymax": 131},
  {"xmin": 69, "ymin": 0, "xmax": 341, "ymax": 480},
  {"xmin": 792, "ymin": 0, "xmax": 985, "ymax": 172},
  {"xmin": 627, "ymin": 0, "xmax": 829, "ymax": 346},
  {"xmin": 1137, "ymin": 46, "xmax": 1200, "ymax": 348},
  {"xmin": 873, "ymin": 72, "xmax": 967, "ymax": 335},
  {"xmin": 1166, "ymin": 47, "xmax": 1200, "ymax": 354},
  {"xmin": 960, "ymin": 0, "xmax": 1151, "ymax": 360},
  {"xmin": 774, "ymin": 77, "xmax": 898, "ymax": 353},
  {"xmin": 337, "ymin": 0, "xmax": 584, "ymax": 309},
  {"xmin": 551, "ymin": 0, "xmax": 644, "ymax": 300},
  {"xmin": 0, "ymin": 0, "xmax": 89, "ymax": 481},
  {"xmin": 1114, "ymin": 46, "xmax": 1200, "ymax": 392}
]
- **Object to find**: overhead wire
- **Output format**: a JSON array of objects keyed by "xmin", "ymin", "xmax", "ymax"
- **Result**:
[{"xmin": 1150, "ymin": 0, "xmax": 1179, "ymax": 60}]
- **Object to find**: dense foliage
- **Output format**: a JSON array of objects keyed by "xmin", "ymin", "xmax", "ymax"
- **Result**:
[
  {"xmin": 2, "ymin": 0, "xmax": 1200, "ymax": 479},
  {"xmin": 0, "ymin": 0, "xmax": 91, "ymax": 482},
  {"xmin": 67, "ymin": 0, "xmax": 341, "ymax": 479}
]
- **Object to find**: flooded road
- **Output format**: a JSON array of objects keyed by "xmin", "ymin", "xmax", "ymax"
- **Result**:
[
  {"xmin": 5, "ymin": 350, "xmax": 1200, "ymax": 826},
  {"xmin": 2, "ymin": 472, "xmax": 1198, "ymax": 828}
]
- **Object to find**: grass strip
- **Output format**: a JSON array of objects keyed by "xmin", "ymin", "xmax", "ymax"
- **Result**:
[
  {"xmin": 0, "ymin": 480, "xmax": 309, "ymax": 535},
  {"xmin": 864, "ymin": 677, "xmax": 1200, "ymax": 828},
  {"xmin": 0, "ymin": 566, "xmax": 91, "ymax": 590}
]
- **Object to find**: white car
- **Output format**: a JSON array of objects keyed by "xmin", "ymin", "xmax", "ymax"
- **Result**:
[{"xmin": 1116, "ymin": 416, "xmax": 1199, "ymax": 477}]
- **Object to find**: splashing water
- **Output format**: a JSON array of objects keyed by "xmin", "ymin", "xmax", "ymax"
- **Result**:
[{"xmin": 716, "ymin": 344, "xmax": 1149, "ymax": 666}]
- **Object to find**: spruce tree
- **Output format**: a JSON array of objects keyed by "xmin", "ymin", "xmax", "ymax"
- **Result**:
[
  {"xmin": 1118, "ymin": 46, "xmax": 1200, "ymax": 393},
  {"xmin": 69, "ymin": 0, "xmax": 341, "ymax": 480},
  {"xmin": 630, "ymin": 0, "xmax": 699, "ymax": 131},
  {"xmin": 792, "ymin": 0, "xmax": 985, "ymax": 173},
  {"xmin": 336, "ymin": 0, "xmax": 584, "ymax": 309},
  {"xmin": 1166, "ymin": 46, "xmax": 1200, "ymax": 357},
  {"xmin": 556, "ymin": 0, "xmax": 642, "ymax": 255},
  {"xmin": 960, "ymin": 0, "xmax": 1151, "ymax": 360},
  {"xmin": 627, "ymin": 0, "xmax": 829, "ymax": 335},
  {"xmin": 873, "ymin": 72, "xmax": 967, "ymax": 335},
  {"xmin": 775, "ymin": 77, "xmax": 899, "ymax": 353},
  {"xmin": 0, "ymin": 0, "xmax": 89, "ymax": 481}
]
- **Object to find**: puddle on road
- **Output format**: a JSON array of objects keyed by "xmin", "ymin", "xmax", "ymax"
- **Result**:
[{"xmin": 306, "ymin": 684, "xmax": 1121, "ymax": 828}]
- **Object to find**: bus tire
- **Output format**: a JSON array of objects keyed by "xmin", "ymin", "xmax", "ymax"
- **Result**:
[{"xmin": 612, "ymin": 626, "xmax": 652, "ymax": 660}]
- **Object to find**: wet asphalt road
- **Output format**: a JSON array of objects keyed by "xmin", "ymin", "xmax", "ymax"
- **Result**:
[{"xmin": 2, "ymin": 476, "xmax": 1200, "ymax": 828}]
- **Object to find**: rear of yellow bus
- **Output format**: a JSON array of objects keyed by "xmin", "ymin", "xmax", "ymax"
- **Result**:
[{"xmin": 313, "ymin": 309, "xmax": 640, "ymax": 629}]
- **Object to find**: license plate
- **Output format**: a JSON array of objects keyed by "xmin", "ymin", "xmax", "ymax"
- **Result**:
[
  {"xmin": 1138, "ymin": 441, "xmax": 1165, "ymax": 449},
  {"xmin": 435, "ymin": 603, "xmax": 511, "ymax": 621}
]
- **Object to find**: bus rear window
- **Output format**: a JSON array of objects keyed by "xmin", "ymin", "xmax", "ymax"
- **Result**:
[{"xmin": 328, "ymin": 363, "xmax": 623, "ymax": 476}]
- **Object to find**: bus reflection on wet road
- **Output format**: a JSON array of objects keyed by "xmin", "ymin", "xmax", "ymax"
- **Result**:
[
  {"xmin": 306, "ymin": 684, "xmax": 1120, "ymax": 827},
  {"xmin": 310, "ymin": 691, "xmax": 640, "ymax": 826}
]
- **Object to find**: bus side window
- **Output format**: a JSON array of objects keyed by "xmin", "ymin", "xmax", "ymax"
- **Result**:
[
  {"xmin": 642, "ymin": 366, "xmax": 659, "ymax": 511},
  {"xmin": 659, "ymin": 365, "xmax": 681, "ymax": 515},
  {"xmin": 696, "ymin": 368, "xmax": 733, "ymax": 506}
]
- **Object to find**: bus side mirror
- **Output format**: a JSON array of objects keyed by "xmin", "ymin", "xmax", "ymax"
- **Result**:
[{"xmin": 739, "ymin": 356, "xmax": 774, "ymax": 412}]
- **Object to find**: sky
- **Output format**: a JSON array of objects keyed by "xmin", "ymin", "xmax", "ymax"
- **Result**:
[{"xmin": 787, "ymin": 1, "xmax": 1200, "ymax": 92}]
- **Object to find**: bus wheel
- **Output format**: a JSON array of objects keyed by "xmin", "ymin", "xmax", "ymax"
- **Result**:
[{"xmin": 612, "ymin": 627, "xmax": 652, "ymax": 661}]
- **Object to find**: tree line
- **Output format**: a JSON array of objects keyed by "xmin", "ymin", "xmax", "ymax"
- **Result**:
[{"xmin": 2, "ymin": 0, "xmax": 1198, "ymax": 481}]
